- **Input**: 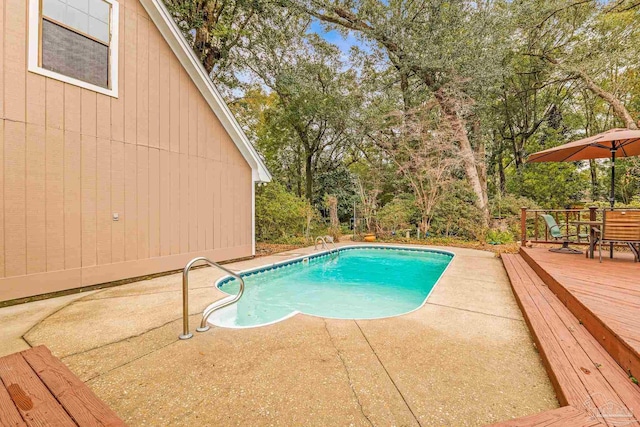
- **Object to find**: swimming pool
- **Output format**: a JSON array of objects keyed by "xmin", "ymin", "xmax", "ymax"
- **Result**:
[{"xmin": 204, "ymin": 246, "xmax": 454, "ymax": 328}]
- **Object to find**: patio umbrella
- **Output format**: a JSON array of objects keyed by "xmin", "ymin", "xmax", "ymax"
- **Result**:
[{"xmin": 528, "ymin": 128, "xmax": 640, "ymax": 208}]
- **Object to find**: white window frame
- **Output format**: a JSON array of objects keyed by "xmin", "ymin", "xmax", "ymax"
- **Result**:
[{"xmin": 28, "ymin": 0, "xmax": 120, "ymax": 98}]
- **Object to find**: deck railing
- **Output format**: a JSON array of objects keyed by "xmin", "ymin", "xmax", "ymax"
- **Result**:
[{"xmin": 520, "ymin": 207, "xmax": 599, "ymax": 245}]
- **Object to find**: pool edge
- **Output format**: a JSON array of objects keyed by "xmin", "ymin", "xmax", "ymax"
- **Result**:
[{"xmin": 204, "ymin": 244, "xmax": 456, "ymax": 329}]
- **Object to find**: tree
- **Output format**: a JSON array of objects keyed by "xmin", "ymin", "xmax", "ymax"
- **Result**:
[
  {"xmin": 232, "ymin": 87, "xmax": 306, "ymax": 196},
  {"xmin": 518, "ymin": 0, "xmax": 640, "ymax": 129},
  {"xmin": 377, "ymin": 105, "xmax": 461, "ymax": 234},
  {"xmin": 164, "ymin": 0, "xmax": 267, "ymax": 88},
  {"xmin": 255, "ymin": 182, "xmax": 316, "ymax": 241},
  {"xmin": 377, "ymin": 195, "xmax": 417, "ymax": 234},
  {"xmin": 356, "ymin": 176, "xmax": 381, "ymax": 233},
  {"xmin": 239, "ymin": 14, "xmax": 362, "ymax": 201},
  {"xmin": 286, "ymin": 0, "xmax": 510, "ymax": 223},
  {"xmin": 170, "ymin": 0, "xmax": 640, "ymax": 243}
]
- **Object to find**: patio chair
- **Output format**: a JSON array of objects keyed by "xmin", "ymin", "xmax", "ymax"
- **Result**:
[
  {"xmin": 597, "ymin": 210, "xmax": 640, "ymax": 263},
  {"xmin": 540, "ymin": 214, "xmax": 588, "ymax": 254}
]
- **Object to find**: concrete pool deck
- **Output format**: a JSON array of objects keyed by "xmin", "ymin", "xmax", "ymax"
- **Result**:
[{"xmin": 0, "ymin": 243, "xmax": 558, "ymax": 426}]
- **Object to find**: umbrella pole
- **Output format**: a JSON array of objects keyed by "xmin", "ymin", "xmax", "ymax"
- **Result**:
[
  {"xmin": 609, "ymin": 148, "xmax": 616, "ymax": 209},
  {"xmin": 609, "ymin": 148, "xmax": 617, "ymax": 258}
]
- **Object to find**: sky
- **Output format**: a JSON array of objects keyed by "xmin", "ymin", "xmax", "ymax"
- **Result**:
[
  {"xmin": 232, "ymin": 17, "xmax": 370, "ymax": 96},
  {"xmin": 308, "ymin": 19, "xmax": 370, "ymax": 56}
]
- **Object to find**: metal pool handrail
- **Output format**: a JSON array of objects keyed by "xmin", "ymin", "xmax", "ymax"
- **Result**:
[
  {"xmin": 179, "ymin": 257, "xmax": 245, "ymax": 340},
  {"xmin": 315, "ymin": 236, "xmax": 337, "ymax": 253}
]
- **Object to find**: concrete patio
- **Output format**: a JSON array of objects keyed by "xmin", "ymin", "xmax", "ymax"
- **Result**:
[{"xmin": 0, "ymin": 243, "xmax": 558, "ymax": 426}]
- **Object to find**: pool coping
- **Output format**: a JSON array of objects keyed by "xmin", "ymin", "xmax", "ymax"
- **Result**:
[{"xmin": 202, "ymin": 244, "xmax": 456, "ymax": 329}]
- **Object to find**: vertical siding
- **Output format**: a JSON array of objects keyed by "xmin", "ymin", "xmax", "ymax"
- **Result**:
[
  {"xmin": 0, "ymin": 0, "xmax": 254, "ymax": 301},
  {"xmin": 0, "ymin": 0, "xmax": 4, "ymax": 120},
  {"xmin": 96, "ymin": 138, "xmax": 112, "ymax": 265},
  {"xmin": 159, "ymin": 150, "xmax": 170, "ymax": 256},
  {"xmin": 45, "ymin": 128, "xmax": 64, "ymax": 271},
  {"xmin": 0, "ymin": 120, "xmax": 4, "ymax": 277},
  {"xmin": 4, "ymin": 121, "xmax": 25, "ymax": 277},
  {"xmin": 124, "ymin": 142, "xmax": 137, "ymax": 261},
  {"xmin": 81, "ymin": 135, "xmax": 97, "ymax": 267},
  {"xmin": 148, "ymin": 147, "xmax": 160, "ymax": 257},
  {"xmin": 26, "ymin": 124, "xmax": 46, "ymax": 274},
  {"xmin": 136, "ymin": 15, "xmax": 149, "ymax": 147},
  {"xmin": 111, "ymin": 141, "xmax": 125, "ymax": 263},
  {"xmin": 4, "ymin": 0, "xmax": 26, "ymax": 122},
  {"xmin": 64, "ymin": 130, "xmax": 82, "ymax": 269},
  {"xmin": 137, "ymin": 145, "xmax": 149, "ymax": 259}
]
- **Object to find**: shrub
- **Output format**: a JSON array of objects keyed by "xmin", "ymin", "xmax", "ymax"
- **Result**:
[
  {"xmin": 430, "ymin": 182, "xmax": 484, "ymax": 240},
  {"xmin": 377, "ymin": 195, "xmax": 418, "ymax": 234},
  {"xmin": 490, "ymin": 193, "xmax": 539, "ymax": 241},
  {"xmin": 588, "ymin": 199, "xmax": 640, "ymax": 209},
  {"xmin": 490, "ymin": 194, "xmax": 538, "ymax": 219},
  {"xmin": 255, "ymin": 182, "xmax": 318, "ymax": 242},
  {"xmin": 486, "ymin": 229, "xmax": 515, "ymax": 245}
]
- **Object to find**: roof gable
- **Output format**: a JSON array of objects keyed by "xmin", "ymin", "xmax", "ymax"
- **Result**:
[{"xmin": 139, "ymin": 0, "xmax": 271, "ymax": 183}]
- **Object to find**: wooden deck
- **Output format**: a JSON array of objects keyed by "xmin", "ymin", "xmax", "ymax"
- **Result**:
[
  {"xmin": 0, "ymin": 346, "xmax": 125, "ymax": 427},
  {"xmin": 488, "ymin": 405, "xmax": 603, "ymax": 427},
  {"xmin": 496, "ymin": 253, "xmax": 640, "ymax": 427},
  {"xmin": 521, "ymin": 247, "xmax": 640, "ymax": 380}
]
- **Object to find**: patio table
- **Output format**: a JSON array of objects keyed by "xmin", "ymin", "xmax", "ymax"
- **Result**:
[{"xmin": 570, "ymin": 220, "xmax": 602, "ymax": 259}]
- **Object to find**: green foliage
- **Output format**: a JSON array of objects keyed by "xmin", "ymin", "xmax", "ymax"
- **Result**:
[
  {"xmin": 490, "ymin": 194, "xmax": 539, "ymax": 219},
  {"xmin": 614, "ymin": 158, "xmax": 640, "ymax": 204},
  {"xmin": 486, "ymin": 229, "xmax": 515, "ymax": 245},
  {"xmin": 170, "ymin": 0, "xmax": 640, "ymax": 246},
  {"xmin": 314, "ymin": 167, "xmax": 358, "ymax": 221},
  {"xmin": 163, "ymin": 0, "xmax": 267, "ymax": 88},
  {"xmin": 255, "ymin": 182, "xmax": 317, "ymax": 242},
  {"xmin": 377, "ymin": 195, "xmax": 418, "ymax": 233},
  {"xmin": 430, "ymin": 183, "xmax": 484, "ymax": 241},
  {"xmin": 589, "ymin": 199, "xmax": 640, "ymax": 209},
  {"xmin": 506, "ymin": 162, "xmax": 586, "ymax": 209}
]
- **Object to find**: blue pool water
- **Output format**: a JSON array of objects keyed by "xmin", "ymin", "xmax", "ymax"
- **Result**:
[{"xmin": 209, "ymin": 246, "xmax": 453, "ymax": 328}]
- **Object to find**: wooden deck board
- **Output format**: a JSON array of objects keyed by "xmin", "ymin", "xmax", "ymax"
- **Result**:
[
  {"xmin": 0, "ymin": 346, "xmax": 125, "ymax": 427},
  {"xmin": 500, "ymin": 254, "xmax": 640, "ymax": 427},
  {"xmin": 512, "ymin": 255, "xmax": 640, "ymax": 416},
  {"xmin": 521, "ymin": 247, "xmax": 640, "ymax": 379},
  {"xmin": 0, "ymin": 380, "xmax": 26, "ymax": 427},
  {"xmin": 0, "ymin": 352, "xmax": 76, "ymax": 427},
  {"xmin": 488, "ymin": 405, "xmax": 603, "ymax": 427},
  {"xmin": 503, "ymin": 255, "xmax": 593, "ymax": 407},
  {"xmin": 22, "ymin": 346, "xmax": 124, "ymax": 427}
]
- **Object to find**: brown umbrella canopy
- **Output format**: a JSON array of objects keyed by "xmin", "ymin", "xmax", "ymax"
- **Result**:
[
  {"xmin": 528, "ymin": 128, "xmax": 640, "ymax": 162},
  {"xmin": 527, "ymin": 128, "xmax": 640, "ymax": 207}
]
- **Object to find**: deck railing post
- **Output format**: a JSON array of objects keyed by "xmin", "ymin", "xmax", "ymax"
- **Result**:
[
  {"xmin": 589, "ymin": 206, "xmax": 597, "ymax": 221},
  {"xmin": 520, "ymin": 207, "xmax": 527, "ymax": 246}
]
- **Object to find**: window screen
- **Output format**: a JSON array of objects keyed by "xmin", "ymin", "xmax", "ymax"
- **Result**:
[{"xmin": 40, "ymin": 0, "xmax": 112, "ymax": 89}]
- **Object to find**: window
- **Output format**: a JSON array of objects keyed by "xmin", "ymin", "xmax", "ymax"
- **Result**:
[{"xmin": 28, "ymin": 0, "xmax": 119, "ymax": 97}]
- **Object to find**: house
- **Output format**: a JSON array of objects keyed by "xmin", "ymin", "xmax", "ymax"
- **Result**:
[{"xmin": 0, "ymin": 0, "xmax": 271, "ymax": 302}]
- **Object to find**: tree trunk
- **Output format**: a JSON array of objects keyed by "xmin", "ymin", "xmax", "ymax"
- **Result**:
[
  {"xmin": 399, "ymin": 69, "xmax": 410, "ymax": 111},
  {"xmin": 475, "ymin": 133, "xmax": 488, "ymax": 208},
  {"xmin": 434, "ymin": 89, "xmax": 489, "ymax": 224},
  {"xmin": 194, "ymin": 27, "xmax": 220, "ymax": 75},
  {"xmin": 297, "ymin": 155, "xmax": 303, "ymax": 197},
  {"xmin": 305, "ymin": 153, "xmax": 313, "ymax": 201},
  {"xmin": 509, "ymin": 136, "xmax": 523, "ymax": 170}
]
